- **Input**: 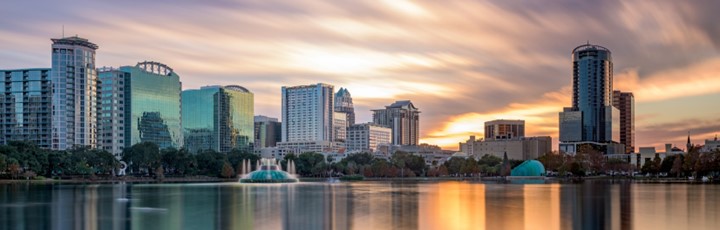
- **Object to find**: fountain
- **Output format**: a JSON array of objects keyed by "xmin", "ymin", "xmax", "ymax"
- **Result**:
[{"xmin": 239, "ymin": 158, "xmax": 299, "ymax": 183}]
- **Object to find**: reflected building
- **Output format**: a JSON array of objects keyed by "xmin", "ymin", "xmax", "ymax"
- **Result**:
[
  {"xmin": 182, "ymin": 85, "xmax": 254, "ymax": 153},
  {"xmin": 51, "ymin": 36, "xmax": 99, "ymax": 150},
  {"xmin": 0, "ymin": 69, "xmax": 52, "ymax": 148},
  {"xmin": 372, "ymin": 100, "xmax": 420, "ymax": 146},
  {"xmin": 98, "ymin": 62, "xmax": 183, "ymax": 154}
]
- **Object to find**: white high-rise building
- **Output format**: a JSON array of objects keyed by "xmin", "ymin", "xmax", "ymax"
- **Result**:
[
  {"xmin": 347, "ymin": 123, "xmax": 391, "ymax": 153},
  {"xmin": 51, "ymin": 36, "xmax": 99, "ymax": 150},
  {"xmin": 278, "ymin": 83, "xmax": 336, "ymax": 153}
]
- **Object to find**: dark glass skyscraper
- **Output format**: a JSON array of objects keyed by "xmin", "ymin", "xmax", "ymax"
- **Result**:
[
  {"xmin": 559, "ymin": 43, "xmax": 621, "ymax": 154},
  {"xmin": 182, "ymin": 85, "xmax": 254, "ymax": 153},
  {"xmin": 51, "ymin": 36, "xmax": 98, "ymax": 150}
]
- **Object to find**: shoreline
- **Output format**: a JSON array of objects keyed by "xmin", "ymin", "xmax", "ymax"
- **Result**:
[{"xmin": 2, "ymin": 175, "xmax": 715, "ymax": 184}]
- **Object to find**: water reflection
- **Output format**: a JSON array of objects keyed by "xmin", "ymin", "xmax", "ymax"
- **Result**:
[{"xmin": 0, "ymin": 181, "xmax": 718, "ymax": 229}]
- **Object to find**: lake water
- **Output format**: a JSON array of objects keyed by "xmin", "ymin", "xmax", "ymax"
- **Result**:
[{"xmin": 0, "ymin": 180, "xmax": 718, "ymax": 230}]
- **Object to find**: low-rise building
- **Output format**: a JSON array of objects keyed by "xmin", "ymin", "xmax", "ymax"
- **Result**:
[
  {"xmin": 346, "ymin": 123, "xmax": 391, "ymax": 153},
  {"xmin": 459, "ymin": 135, "xmax": 552, "ymax": 160}
]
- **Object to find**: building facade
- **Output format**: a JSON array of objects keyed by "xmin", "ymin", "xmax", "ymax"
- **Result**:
[
  {"xmin": 120, "ymin": 62, "xmax": 183, "ymax": 150},
  {"xmin": 484, "ymin": 119, "xmax": 525, "ymax": 140},
  {"xmin": 97, "ymin": 68, "xmax": 129, "ymax": 157},
  {"xmin": 346, "ymin": 123, "xmax": 391, "ymax": 153},
  {"xmin": 613, "ymin": 90, "xmax": 635, "ymax": 153},
  {"xmin": 372, "ymin": 100, "xmax": 420, "ymax": 146},
  {"xmin": 333, "ymin": 111, "xmax": 347, "ymax": 144},
  {"xmin": 183, "ymin": 85, "xmax": 254, "ymax": 153},
  {"xmin": 334, "ymin": 87, "xmax": 355, "ymax": 126},
  {"xmin": 559, "ymin": 43, "xmax": 621, "ymax": 154},
  {"xmin": 51, "ymin": 36, "xmax": 99, "ymax": 150},
  {"xmin": 0, "ymin": 69, "xmax": 52, "ymax": 148},
  {"xmin": 278, "ymin": 83, "xmax": 335, "ymax": 153},
  {"xmin": 459, "ymin": 135, "xmax": 552, "ymax": 160},
  {"xmin": 254, "ymin": 115, "xmax": 281, "ymax": 149}
]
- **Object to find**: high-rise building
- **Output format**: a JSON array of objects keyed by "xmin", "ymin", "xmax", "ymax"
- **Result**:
[
  {"xmin": 278, "ymin": 83, "xmax": 336, "ymax": 153},
  {"xmin": 334, "ymin": 87, "xmax": 355, "ymax": 126},
  {"xmin": 559, "ymin": 43, "xmax": 622, "ymax": 154},
  {"xmin": 613, "ymin": 90, "xmax": 635, "ymax": 153},
  {"xmin": 182, "ymin": 85, "xmax": 254, "ymax": 153},
  {"xmin": 333, "ymin": 111, "xmax": 347, "ymax": 144},
  {"xmin": 97, "ymin": 67, "xmax": 129, "ymax": 157},
  {"xmin": 51, "ymin": 36, "xmax": 99, "ymax": 150},
  {"xmin": 0, "ymin": 69, "xmax": 52, "ymax": 148},
  {"xmin": 346, "ymin": 123, "xmax": 391, "ymax": 153},
  {"xmin": 120, "ymin": 62, "xmax": 183, "ymax": 150},
  {"xmin": 372, "ymin": 100, "xmax": 420, "ymax": 145},
  {"xmin": 484, "ymin": 119, "xmax": 525, "ymax": 140},
  {"xmin": 254, "ymin": 115, "xmax": 281, "ymax": 149}
]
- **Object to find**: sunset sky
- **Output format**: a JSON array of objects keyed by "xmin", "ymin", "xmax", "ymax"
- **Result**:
[{"xmin": 1, "ymin": 0, "xmax": 719, "ymax": 151}]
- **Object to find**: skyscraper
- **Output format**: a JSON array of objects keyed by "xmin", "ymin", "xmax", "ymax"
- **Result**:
[
  {"xmin": 121, "ymin": 62, "xmax": 183, "ymax": 150},
  {"xmin": 559, "ymin": 43, "xmax": 622, "ymax": 154},
  {"xmin": 0, "ymin": 69, "xmax": 52, "ymax": 148},
  {"xmin": 278, "ymin": 83, "xmax": 336, "ymax": 153},
  {"xmin": 51, "ymin": 36, "xmax": 99, "ymax": 150},
  {"xmin": 613, "ymin": 90, "xmax": 635, "ymax": 153},
  {"xmin": 97, "ymin": 67, "xmax": 130, "ymax": 157},
  {"xmin": 334, "ymin": 88, "xmax": 355, "ymax": 126},
  {"xmin": 182, "ymin": 85, "xmax": 254, "ymax": 153},
  {"xmin": 372, "ymin": 100, "xmax": 420, "ymax": 146},
  {"xmin": 98, "ymin": 62, "xmax": 182, "ymax": 155}
]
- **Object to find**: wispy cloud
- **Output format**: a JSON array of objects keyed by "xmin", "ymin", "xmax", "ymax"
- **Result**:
[{"xmin": 0, "ymin": 0, "xmax": 718, "ymax": 150}]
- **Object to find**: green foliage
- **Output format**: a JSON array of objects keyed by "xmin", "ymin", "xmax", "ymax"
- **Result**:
[
  {"xmin": 221, "ymin": 162, "xmax": 235, "ymax": 178},
  {"xmin": 295, "ymin": 152, "xmax": 326, "ymax": 176},
  {"xmin": 195, "ymin": 149, "xmax": 227, "ymax": 176},
  {"xmin": 122, "ymin": 142, "xmax": 160, "ymax": 174}
]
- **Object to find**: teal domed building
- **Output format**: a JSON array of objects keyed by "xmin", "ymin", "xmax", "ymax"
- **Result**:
[{"xmin": 510, "ymin": 160, "xmax": 546, "ymax": 177}]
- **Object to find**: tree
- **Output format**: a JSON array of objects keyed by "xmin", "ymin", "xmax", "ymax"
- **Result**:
[
  {"xmin": 370, "ymin": 159, "xmax": 391, "ymax": 177},
  {"xmin": 122, "ymin": 142, "xmax": 161, "ymax": 175},
  {"xmin": 445, "ymin": 157, "xmax": 466, "ymax": 176},
  {"xmin": 500, "ymin": 152, "xmax": 511, "ymax": 176},
  {"xmin": 195, "ymin": 149, "xmax": 226, "ymax": 176},
  {"xmin": 221, "ymin": 162, "xmax": 235, "ymax": 178},
  {"xmin": 460, "ymin": 157, "xmax": 479, "ymax": 176},
  {"xmin": 295, "ymin": 152, "xmax": 326, "ymax": 176},
  {"xmin": 588, "ymin": 150, "xmax": 605, "ymax": 175},
  {"xmin": 671, "ymin": 154, "xmax": 684, "ymax": 177}
]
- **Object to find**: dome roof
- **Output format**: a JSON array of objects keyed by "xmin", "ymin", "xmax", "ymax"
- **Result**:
[
  {"xmin": 240, "ymin": 170, "xmax": 298, "ymax": 183},
  {"xmin": 510, "ymin": 160, "xmax": 546, "ymax": 177}
]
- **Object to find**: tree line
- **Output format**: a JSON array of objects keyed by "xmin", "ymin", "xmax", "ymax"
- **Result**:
[{"xmin": 0, "ymin": 141, "xmax": 261, "ymax": 179}]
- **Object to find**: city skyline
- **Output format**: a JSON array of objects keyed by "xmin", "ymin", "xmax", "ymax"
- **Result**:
[{"xmin": 2, "ymin": 1, "xmax": 720, "ymax": 151}]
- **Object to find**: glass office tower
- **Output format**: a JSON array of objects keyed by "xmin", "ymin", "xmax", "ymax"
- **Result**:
[
  {"xmin": 51, "ymin": 36, "xmax": 98, "ymax": 150},
  {"xmin": 119, "ymin": 62, "xmax": 182, "ymax": 149},
  {"xmin": 182, "ymin": 85, "xmax": 254, "ymax": 153},
  {"xmin": 0, "ymin": 69, "xmax": 52, "ymax": 148}
]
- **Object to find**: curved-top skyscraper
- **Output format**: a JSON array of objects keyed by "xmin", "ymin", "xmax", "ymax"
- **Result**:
[
  {"xmin": 51, "ymin": 36, "xmax": 99, "ymax": 150},
  {"xmin": 559, "ymin": 43, "xmax": 621, "ymax": 154},
  {"xmin": 572, "ymin": 43, "xmax": 614, "ymax": 142}
]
